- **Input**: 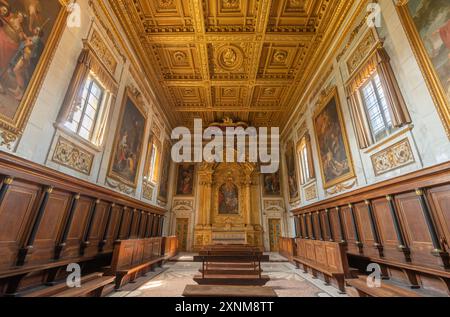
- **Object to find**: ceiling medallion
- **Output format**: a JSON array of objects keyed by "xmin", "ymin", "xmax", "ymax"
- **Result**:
[
  {"xmin": 222, "ymin": 0, "xmax": 240, "ymax": 9},
  {"xmin": 173, "ymin": 51, "xmax": 187, "ymax": 62},
  {"xmin": 217, "ymin": 45, "xmax": 244, "ymax": 71},
  {"xmin": 159, "ymin": 0, "xmax": 174, "ymax": 8},
  {"xmin": 223, "ymin": 88, "xmax": 236, "ymax": 97},
  {"xmin": 263, "ymin": 88, "xmax": 276, "ymax": 96},
  {"xmin": 273, "ymin": 50, "xmax": 288, "ymax": 64}
]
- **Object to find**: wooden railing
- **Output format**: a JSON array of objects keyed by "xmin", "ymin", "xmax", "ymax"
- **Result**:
[
  {"xmin": 0, "ymin": 151, "xmax": 166, "ymax": 296},
  {"xmin": 291, "ymin": 161, "xmax": 450, "ymax": 296},
  {"xmin": 278, "ymin": 237, "xmax": 296, "ymax": 261}
]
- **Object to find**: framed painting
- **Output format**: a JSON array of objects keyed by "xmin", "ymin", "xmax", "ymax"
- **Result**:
[
  {"xmin": 157, "ymin": 140, "xmax": 171, "ymax": 202},
  {"xmin": 218, "ymin": 180, "xmax": 239, "ymax": 215},
  {"xmin": 285, "ymin": 140, "xmax": 299, "ymax": 202},
  {"xmin": 108, "ymin": 88, "xmax": 146, "ymax": 188},
  {"xmin": 176, "ymin": 164, "xmax": 195, "ymax": 196},
  {"xmin": 313, "ymin": 87, "xmax": 355, "ymax": 189},
  {"xmin": 396, "ymin": 0, "xmax": 450, "ymax": 138},
  {"xmin": 262, "ymin": 172, "xmax": 281, "ymax": 196},
  {"xmin": 0, "ymin": 0, "xmax": 69, "ymax": 140}
]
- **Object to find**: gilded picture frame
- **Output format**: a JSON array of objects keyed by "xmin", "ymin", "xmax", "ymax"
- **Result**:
[
  {"xmin": 157, "ymin": 140, "xmax": 171, "ymax": 203},
  {"xmin": 395, "ymin": 0, "xmax": 450, "ymax": 139},
  {"xmin": 313, "ymin": 87, "xmax": 355, "ymax": 189},
  {"xmin": 107, "ymin": 87, "xmax": 147, "ymax": 189},
  {"xmin": 0, "ymin": 0, "xmax": 69, "ymax": 141},
  {"xmin": 285, "ymin": 140, "xmax": 300, "ymax": 203}
]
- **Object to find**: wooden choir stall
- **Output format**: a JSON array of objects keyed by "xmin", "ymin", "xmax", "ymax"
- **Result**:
[
  {"xmin": 281, "ymin": 161, "xmax": 450, "ymax": 297},
  {"xmin": 0, "ymin": 152, "xmax": 177, "ymax": 297}
]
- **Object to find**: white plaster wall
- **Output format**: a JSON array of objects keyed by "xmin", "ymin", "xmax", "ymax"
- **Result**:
[
  {"xmin": 2, "ymin": 0, "xmax": 171, "ymax": 210},
  {"xmin": 283, "ymin": 0, "xmax": 450, "ymax": 217}
]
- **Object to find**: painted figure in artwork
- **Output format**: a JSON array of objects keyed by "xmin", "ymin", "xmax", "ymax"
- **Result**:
[
  {"xmin": 177, "ymin": 165, "xmax": 194, "ymax": 195},
  {"xmin": 264, "ymin": 172, "xmax": 281, "ymax": 196},
  {"xmin": 0, "ymin": 0, "xmax": 60, "ymax": 119},
  {"xmin": 409, "ymin": 0, "xmax": 450, "ymax": 100},
  {"xmin": 218, "ymin": 181, "xmax": 239, "ymax": 215}
]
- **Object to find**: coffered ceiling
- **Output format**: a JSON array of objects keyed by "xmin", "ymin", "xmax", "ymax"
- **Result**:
[{"xmin": 109, "ymin": 0, "xmax": 353, "ymax": 128}]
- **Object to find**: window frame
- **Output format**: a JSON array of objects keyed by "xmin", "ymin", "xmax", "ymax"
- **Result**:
[{"xmin": 359, "ymin": 72, "xmax": 394, "ymax": 142}]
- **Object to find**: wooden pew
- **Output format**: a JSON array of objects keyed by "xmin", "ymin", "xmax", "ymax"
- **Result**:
[
  {"xmin": 194, "ymin": 246, "xmax": 270, "ymax": 286},
  {"xmin": 293, "ymin": 238, "xmax": 349, "ymax": 293},
  {"xmin": 291, "ymin": 161, "xmax": 450, "ymax": 296},
  {"xmin": 162, "ymin": 236, "xmax": 178, "ymax": 259},
  {"xmin": 0, "ymin": 151, "xmax": 166, "ymax": 296},
  {"xmin": 106, "ymin": 238, "xmax": 164, "ymax": 290},
  {"xmin": 346, "ymin": 275, "xmax": 423, "ymax": 297},
  {"xmin": 278, "ymin": 237, "xmax": 296, "ymax": 262},
  {"xmin": 23, "ymin": 272, "xmax": 114, "ymax": 297}
]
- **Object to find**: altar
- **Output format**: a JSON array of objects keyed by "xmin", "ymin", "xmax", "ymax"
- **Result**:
[
  {"xmin": 211, "ymin": 231, "xmax": 247, "ymax": 245},
  {"xmin": 193, "ymin": 159, "xmax": 264, "ymax": 251}
]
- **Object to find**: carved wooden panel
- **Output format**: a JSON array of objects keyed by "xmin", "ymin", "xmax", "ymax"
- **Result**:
[
  {"xmin": 354, "ymin": 202, "xmax": 378, "ymax": 257},
  {"xmin": 0, "ymin": 181, "xmax": 40, "ymax": 269},
  {"xmin": 428, "ymin": 185, "xmax": 450, "ymax": 251},
  {"xmin": 371, "ymin": 198, "xmax": 403, "ymax": 262},
  {"xmin": 28, "ymin": 190, "xmax": 72, "ymax": 265},
  {"xmin": 395, "ymin": 192, "xmax": 438, "ymax": 268},
  {"xmin": 62, "ymin": 197, "xmax": 91, "ymax": 258}
]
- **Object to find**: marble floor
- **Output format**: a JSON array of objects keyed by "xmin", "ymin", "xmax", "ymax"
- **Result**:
[{"xmin": 109, "ymin": 253, "xmax": 348, "ymax": 298}]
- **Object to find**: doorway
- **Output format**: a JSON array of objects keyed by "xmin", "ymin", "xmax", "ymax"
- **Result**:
[
  {"xmin": 268, "ymin": 219, "xmax": 281, "ymax": 252},
  {"xmin": 175, "ymin": 218, "xmax": 189, "ymax": 252}
]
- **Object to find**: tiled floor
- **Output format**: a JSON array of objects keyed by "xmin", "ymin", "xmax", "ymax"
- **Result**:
[{"xmin": 109, "ymin": 253, "xmax": 347, "ymax": 298}]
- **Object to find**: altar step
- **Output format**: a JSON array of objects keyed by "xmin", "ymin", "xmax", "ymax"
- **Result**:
[
  {"xmin": 193, "ymin": 254, "xmax": 270, "ymax": 262},
  {"xmin": 193, "ymin": 274, "xmax": 270, "ymax": 286}
]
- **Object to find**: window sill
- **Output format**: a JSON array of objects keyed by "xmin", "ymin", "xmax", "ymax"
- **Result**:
[
  {"xmin": 363, "ymin": 123, "xmax": 414, "ymax": 154},
  {"xmin": 301, "ymin": 178, "xmax": 316, "ymax": 188},
  {"xmin": 54, "ymin": 123, "xmax": 104, "ymax": 153}
]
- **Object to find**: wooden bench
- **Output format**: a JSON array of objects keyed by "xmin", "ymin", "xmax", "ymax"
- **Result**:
[
  {"xmin": 23, "ymin": 272, "xmax": 114, "ymax": 297},
  {"xmin": 106, "ymin": 238, "xmax": 164, "ymax": 290},
  {"xmin": 293, "ymin": 238, "xmax": 349, "ymax": 293},
  {"xmin": 183, "ymin": 285, "xmax": 278, "ymax": 297},
  {"xmin": 0, "ymin": 255, "xmax": 104, "ymax": 297},
  {"xmin": 346, "ymin": 275, "xmax": 423, "ymax": 297},
  {"xmin": 194, "ymin": 247, "xmax": 270, "ymax": 286}
]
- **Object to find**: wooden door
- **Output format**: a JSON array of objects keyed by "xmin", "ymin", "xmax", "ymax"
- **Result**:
[
  {"xmin": 269, "ymin": 219, "xmax": 281, "ymax": 252},
  {"xmin": 175, "ymin": 218, "xmax": 189, "ymax": 252}
]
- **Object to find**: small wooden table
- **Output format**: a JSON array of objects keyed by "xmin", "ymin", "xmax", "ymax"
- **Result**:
[{"xmin": 183, "ymin": 285, "xmax": 278, "ymax": 297}]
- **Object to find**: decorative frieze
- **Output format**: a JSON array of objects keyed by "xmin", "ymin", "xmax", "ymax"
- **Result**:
[
  {"xmin": 304, "ymin": 183, "xmax": 318, "ymax": 201},
  {"xmin": 52, "ymin": 137, "xmax": 94, "ymax": 175},
  {"xmin": 371, "ymin": 139, "xmax": 415, "ymax": 176},
  {"xmin": 89, "ymin": 29, "xmax": 118, "ymax": 75},
  {"xmin": 347, "ymin": 31, "xmax": 377, "ymax": 75},
  {"xmin": 326, "ymin": 179, "xmax": 357, "ymax": 196},
  {"xmin": 142, "ymin": 181, "xmax": 154, "ymax": 201},
  {"xmin": 106, "ymin": 178, "xmax": 136, "ymax": 195}
]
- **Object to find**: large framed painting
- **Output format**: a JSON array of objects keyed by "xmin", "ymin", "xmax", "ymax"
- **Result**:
[
  {"xmin": 108, "ymin": 88, "xmax": 146, "ymax": 188},
  {"xmin": 157, "ymin": 140, "xmax": 171, "ymax": 202},
  {"xmin": 218, "ymin": 181, "xmax": 239, "ymax": 215},
  {"xmin": 0, "ymin": 0, "xmax": 68, "ymax": 139},
  {"xmin": 263, "ymin": 172, "xmax": 281, "ymax": 196},
  {"xmin": 396, "ymin": 0, "xmax": 450, "ymax": 138},
  {"xmin": 285, "ymin": 140, "xmax": 299, "ymax": 202},
  {"xmin": 176, "ymin": 164, "xmax": 195, "ymax": 196},
  {"xmin": 313, "ymin": 87, "xmax": 355, "ymax": 189}
]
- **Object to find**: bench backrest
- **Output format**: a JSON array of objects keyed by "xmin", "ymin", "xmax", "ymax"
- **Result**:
[
  {"xmin": 295, "ymin": 238, "xmax": 348, "ymax": 274},
  {"xmin": 111, "ymin": 238, "xmax": 162, "ymax": 272}
]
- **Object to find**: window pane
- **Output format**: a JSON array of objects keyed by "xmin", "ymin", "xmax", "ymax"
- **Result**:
[{"xmin": 79, "ymin": 127, "xmax": 90, "ymax": 140}]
